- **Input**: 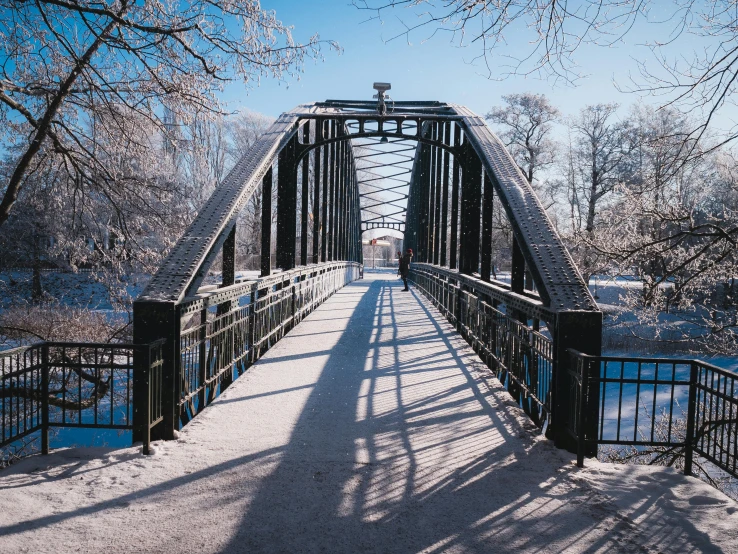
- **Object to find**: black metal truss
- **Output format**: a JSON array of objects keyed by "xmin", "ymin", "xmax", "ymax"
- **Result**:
[
  {"xmin": 131, "ymin": 96, "xmax": 602, "ymax": 455},
  {"xmin": 137, "ymin": 99, "xmax": 596, "ymax": 314}
]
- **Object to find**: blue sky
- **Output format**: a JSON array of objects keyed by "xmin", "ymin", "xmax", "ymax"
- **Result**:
[{"xmin": 223, "ymin": 1, "xmax": 716, "ymax": 124}]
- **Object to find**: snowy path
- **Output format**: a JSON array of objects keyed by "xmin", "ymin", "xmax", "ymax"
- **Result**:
[{"xmin": 1, "ymin": 272, "xmax": 738, "ymax": 553}]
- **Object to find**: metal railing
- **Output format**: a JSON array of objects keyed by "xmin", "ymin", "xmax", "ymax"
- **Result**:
[
  {"xmin": 173, "ymin": 261, "xmax": 360, "ymax": 427},
  {"xmin": 567, "ymin": 350, "xmax": 738, "ymax": 480},
  {"xmin": 1, "ymin": 340, "xmax": 165, "ymax": 460},
  {"xmin": 410, "ymin": 263, "xmax": 556, "ymax": 428}
]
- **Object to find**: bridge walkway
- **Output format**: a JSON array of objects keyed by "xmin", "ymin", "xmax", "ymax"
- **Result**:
[{"xmin": 0, "ymin": 272, "xmax": 735, "ymax": 553}]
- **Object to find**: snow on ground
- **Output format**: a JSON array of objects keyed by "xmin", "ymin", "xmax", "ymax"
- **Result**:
[{"xmin": 0, "ymin": 272, "xmax": 736, "ymax": 553}]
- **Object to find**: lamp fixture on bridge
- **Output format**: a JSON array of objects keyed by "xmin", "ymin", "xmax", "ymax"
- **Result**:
[{"xmin": 373, "ymin": 82, "xmax": 391, "ymax": 117}]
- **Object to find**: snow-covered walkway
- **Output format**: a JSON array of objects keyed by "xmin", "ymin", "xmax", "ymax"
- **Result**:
[{"xmin": 1, "ymin": 272, "xmax": 738, "ymax": 553}]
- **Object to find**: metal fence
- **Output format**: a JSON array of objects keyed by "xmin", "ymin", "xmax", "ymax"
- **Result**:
[
  {"xmin": 409, "ymin": 263, "xmax": 556, "ymax": 428},
  {"xmin": 567, "ymin": 350, "xmax": 738, "ymax": 480},
  {"xmin": 1, "ymin": 340, "xmax": 164, "ymax": 459},
  {"xmin": 174, "ymin": 261, "xmax": 360, "ymax": 427}
]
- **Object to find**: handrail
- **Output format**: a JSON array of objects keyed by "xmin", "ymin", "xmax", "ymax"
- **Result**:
[
  {"xmin": 567, "ymin": 349, "xmax": 738, "ymax": 485},
  {"xmin": 1, "ymin": 340, "xmax": 165, "ymax": 460}
]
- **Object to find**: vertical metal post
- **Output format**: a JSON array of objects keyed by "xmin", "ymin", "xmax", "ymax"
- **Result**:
[
  {"xmin": 511, "ymin": 237, "xmax": 525, "ymax": 294},
  {"xmin": 553, "ymin": 311, "xmax": 602, "ymax": 455},
  {"xmin": 133, "ymin": 300, "xmax": 179, "ymax": 441},
  {"xmin": 440, "ymin": 122, "xmax": 450, "ymax": 267},
  {"xmin": 419, "ymin": 141, "xmax": 432, "ymax": 262},
  {"xmin": 480, "ymin": 171, "xmax": 494, "ymax": 282},
  {"xmin": 577, "ymin": 355, "xmax": 590, "ymax": 468},
  {"xmin": 301, "ymin": 121, "xmax": 311, "ymax": 266},
  {"xmin": 260, "ymin": 167, "xmax": 273, "ymax": 277},
  {"xmin": 449, "ymin": 124, "xmax": 461, "ymax": 270},
  {"xmin": 428, "ymin": 124, "xmax": 437, "ymax": 264},
  {"xmin": 321, "ymin": 121, "xmax": 329, "ymax": 262},
  {"xmin": 276, "ymin": 134, "xmax": 298, "ymax": 270},
  {"xmin": 248, "ymin": 284, "xmax": 257, "ymax": 363},
  {"xmin": 327, "ymin": 123, "xmax": 335, "ymax": 261},
  {"xmin": 433, "ymin": 124, "xmax": 443, "ymax": 265},
  {"xmin": 338, "ymin": 139, "xmax": 346, "ymax": 260},
  {"xmin": 41, "ymin": 343, "xmax": 49, "ymax": 455},
  {"xmin": 459, "ymin": 145, "xmax": 481, "ymax": 275},
  {"xmin": 142, "ymin": 345, "xmax": 152, "ymax": 455},
  {"xmin": 685, "ymin": 362, "xmax": 698, "ymax": 475},
  {"xmin": 313, "ymin": 120, "xmax": 322, "ymax": 264},
  {"xmin": 197, "ymin": 305, "xmax": 207, "ymax": 411},
  {"xmin": 222, "ymin": 224, "xmax": 236, "ymax": 288},
  {"xmin": 336, "ymin": 141, "xmax": 348, "ymax": 260},
  {"xmin": 335, "ymin": 137, "xmax": 341, "ymax": 260}
]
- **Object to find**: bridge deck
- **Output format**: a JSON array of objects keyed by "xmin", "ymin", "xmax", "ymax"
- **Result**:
[{"xmin": 0, "ymin": 272, "xmax": 736, "ymax": 553}]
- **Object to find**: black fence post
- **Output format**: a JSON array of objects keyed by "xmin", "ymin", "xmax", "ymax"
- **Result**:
[
  {"xmin": 685, "ymin": 362, "xmax": 698, "ymax": 476},
  {"xmin": 553, "ymin": 311, "xmax": 602, "ymax": 455},
  {"xmin": 41, "ymin": 343, "xmax": 49, "ymax": 455},
  {"xmin": 577, "ymin": 354, "xmax": 590, "ymax": 468},
  {"xmin": 142, "ymin": 344, "xmax": 153, "ymax": 455},
  {"xmin": 133, "ymin": 300, "xmax": 178, "ymax": 442},
  {"xmin": 198, "ymin": 305, "xmax": 208, "ymax": 409}
]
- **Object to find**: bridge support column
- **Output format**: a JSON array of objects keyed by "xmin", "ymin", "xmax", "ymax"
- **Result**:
[
  {"xmin": 449, "ymin": 124, "xmax": 461, "ymax": 270},
  {"xmin": 428, "ymin": 124, "xmax": 438, "ymax": 264},
  {"xmin": 418, "ymin": 141, "xmax": 431, "ymax": 263},
  {"xmin": 321, "ymin": 121, "xmax": 330, "ymax": 262},
  {"xmin": 277, "ymin": 134, "xmax": 298, "ymax": 270},
  {"xmin": 301, "ymin": 121, "xmax": 311, "ymax": 266},
  {"xmin": 459, "ymin": 145, "xmax": 482, "ymax": 275},
  {"xmin": 313, "ymin": 120, "xmax": 323, "ymax": 264},
  {"xmin": 440, "ymin": 122, "xmax": 450, "ymax": 267},
  {"xmin": 553, "ymin": 311, "xmax": 602, "ymax": 456},
  {"xmin": 261, "ymin": 167, "xmax": 273, "ymax": 277},
  {"xmin": 133, "ymin": 300, "xmax": 179, "ymax": 443},
  {"xmin": 480, "ymin": 171, "xmax": 494, "ymax": 282},
  {"xmin": 222, "ymin": 224, "xmax": 236, "ymax": 288},
  {"xmin": 327, "ymin": 123, "xmax": 335, "ymax": 261},
  {"xmin": 433, "ymin": 124, "xmax": 443, "ymax": 265},
  {"xmin": 218, "ymin": 224, "xmax": 236, "ymax": 389},
  {"xmin": 511, "ymin": 237, "xmax": 525, "ymax": 294}
]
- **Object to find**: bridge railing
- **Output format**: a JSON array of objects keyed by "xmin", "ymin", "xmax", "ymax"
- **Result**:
[
  {"xmin": 567, "ymin": 350, "xmax": 738, "ymax": 482},
  {"xmin": 1, "ymin": 340, "xmax": 165, "ymax": 462},
  {"xmin": 410, "ymin": 263, "xmax": 557, "ymax": 428},
  {"xmin": 141, "ymin": 261, "xmax": 361, "ymax": 438}
]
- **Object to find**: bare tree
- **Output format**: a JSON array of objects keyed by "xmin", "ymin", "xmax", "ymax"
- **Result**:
[
  {"xmin": 486, "ymin": 92, "xmax": 559, "ymax": 188},
  {"xmin": 354, "ymin": 1, "xmax": 738, "ymax": 151},
  {"xmin": 353, "ymin": 0, "xmax": 644, "ymax": 82},
  {"xmin": 581, "ymin": 106, "xmax": 738, "ymax": 352},
  {"xmin": 0, "ymin": 0, "xmax": 337, "ymax": 228},
  {"xmin": 570, "ymin": 103, "xmax": 634, "ymax": 234}
]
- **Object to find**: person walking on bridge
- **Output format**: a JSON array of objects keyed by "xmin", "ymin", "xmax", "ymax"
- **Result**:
[{"xmin": 399, "ymin": 248, "xmax": 413, "ymax": 291}]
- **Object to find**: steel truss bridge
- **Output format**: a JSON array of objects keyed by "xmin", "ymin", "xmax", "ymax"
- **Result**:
[
  {"xmin": 4, "ymin": 95, "xmax": 738, "ymax": 491},
  {"xmin": 7, "ymin": 96, "xmax": 738, "ymax": 484},
  {"xmin": 126, "ymin": 97, "xmax": 602, "ymax": 455}
]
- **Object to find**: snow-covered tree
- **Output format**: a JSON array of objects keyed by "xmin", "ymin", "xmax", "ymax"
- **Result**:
[{"xmin": 0, "ymin": 0, "xmax": 336, "ymax": 229}]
